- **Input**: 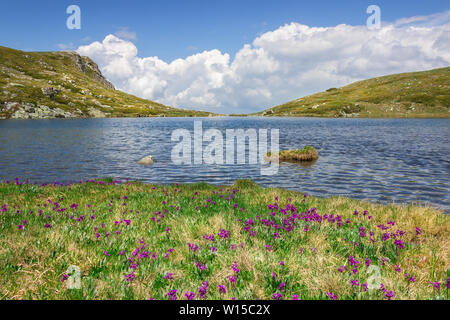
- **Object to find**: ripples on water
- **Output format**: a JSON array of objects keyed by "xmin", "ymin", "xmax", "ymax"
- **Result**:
[{"xmin": 0, "ymin": 117, "xmax": 449, "ymax": 212}]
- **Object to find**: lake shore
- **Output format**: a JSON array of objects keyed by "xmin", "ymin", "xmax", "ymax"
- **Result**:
[{"xmin": 0, "ymin": 178, "xmax": 448, "ymax": 300}]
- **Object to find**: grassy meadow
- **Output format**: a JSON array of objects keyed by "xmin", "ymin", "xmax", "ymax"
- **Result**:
[{"xmin": 0, "ymin": 178, "xmax": 448, "ymax": 300}]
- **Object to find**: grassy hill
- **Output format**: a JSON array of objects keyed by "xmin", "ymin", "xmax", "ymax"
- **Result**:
[
  {"xmin": 0, "ymin": 46, "xmax": 213, "ymax": 119},
  {"xmin": 257, "ymin": 67, "xmax": 450, "ymax": 118}
]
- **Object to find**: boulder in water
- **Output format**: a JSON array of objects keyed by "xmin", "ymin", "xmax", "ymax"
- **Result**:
[{"xmin": 138, "ymin": 155, "xmax": 154, "ymax": 165}]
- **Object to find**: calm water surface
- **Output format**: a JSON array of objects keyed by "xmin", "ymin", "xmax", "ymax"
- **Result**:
[{"xmin": 0, "ymin": 117, "xmax": 449, "ymax": 212}]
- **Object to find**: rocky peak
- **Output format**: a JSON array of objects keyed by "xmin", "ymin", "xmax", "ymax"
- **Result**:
[{"xmin": 62, "ymin": 51, "xmax": 115, "ymax": 90}]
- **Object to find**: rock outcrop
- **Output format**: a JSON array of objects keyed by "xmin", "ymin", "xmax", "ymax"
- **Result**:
[
  {"xmin": 65, "ymin": 52, "xmax": 115, "ymax": 90},
  {"xmin": 41, "ymin": 87, "xmax": 60, "ymax": 98},
  {"xmin": 3, "ymin": 102, "xmax": 81, "ymax": 119}
]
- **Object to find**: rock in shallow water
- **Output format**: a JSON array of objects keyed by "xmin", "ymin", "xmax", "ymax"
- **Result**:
[{"xmin": 137, "ymin": 155, "xmax": 154, "ymax": 165}]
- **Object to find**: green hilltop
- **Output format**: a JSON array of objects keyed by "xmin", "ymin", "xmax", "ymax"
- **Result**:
[
  {"xmin": 0, "ymin": 46, "xmax": 213, "ymax": 119},
  {"xmin": 256, "ymin": 67, "xmax": 450, "ymax": 118}
]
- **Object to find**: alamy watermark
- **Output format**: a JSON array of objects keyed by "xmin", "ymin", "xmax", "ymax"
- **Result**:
[
  {"xmin": 65, "ymin": 265, "xmax": 81, "ymax": 289},
  {"xmin": 66, "ymin": 5, "xmax": 81, "ymax": 30},
  {"xmin": 171, "ymin": 121, "xmax": 279, "ymax": 175},
  {"xmin": 366, "ymin": 5, "xmax": 381, "ymax": 29}
]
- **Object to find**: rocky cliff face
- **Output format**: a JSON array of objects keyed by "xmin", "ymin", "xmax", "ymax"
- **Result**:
[{"xmin": 67, "ymin": 52, "xmax": 115, "ymax": 90}]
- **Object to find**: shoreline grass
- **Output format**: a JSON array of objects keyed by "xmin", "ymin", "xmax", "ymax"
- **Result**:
[{"xmin": 0, "ymin": 178, "xmax": 448, "ymax": 300}]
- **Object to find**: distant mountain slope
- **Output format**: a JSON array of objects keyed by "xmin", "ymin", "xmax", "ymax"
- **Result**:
[
  {"xmin": 257, "ymin": 67, "xmax": 450, "ymax": 118},
  {"xmin": 0, "ymin": 46, "xmax": 212, "ymax": 119}
]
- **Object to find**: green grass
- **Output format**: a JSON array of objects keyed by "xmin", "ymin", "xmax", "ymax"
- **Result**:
[
  {"xmin": 0, "ymin": 179, "xmax": 448, "ymax": 300},
  {"xmin": 0, "ymin": 46, "xmax": 214, "ymax": 119},
  {"xmin": 266, "ymin": 146, "xmax": 319, "ymax": 162},
  {"xmin": 256, "ymin": 67, "xmax": 450, "ymax": 118}
]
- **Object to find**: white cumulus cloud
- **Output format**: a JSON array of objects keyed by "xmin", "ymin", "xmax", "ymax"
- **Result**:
[{"xmin": 77, "ymin": 13, "xmax": 450, "ymax": 113}]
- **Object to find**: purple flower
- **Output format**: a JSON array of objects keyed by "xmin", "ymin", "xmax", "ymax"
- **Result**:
[
  {"xmin": 338, "ymin": 265, "xmax": 347, "ymax": 273},
  {"xmin": 231, "ymin": 261, "xmax": 240, "ymax": 273},
  {"xmin": 164, "ymin": 273, "xmax": 174, "ymax": 280},
  {"xmin": 292, "ymin": 294, "xmax": 300, "ymax": 300},
  {"xmin": 394, "ymin": 239, "xmax": 405, "ymax": 249},
  {"xmin": 188, "ymin": 243, "xmax": 199, "ymax": 252},
  {"xmin": 219, "ymin": 229, "xmax": 230, "ymax": 239},
  {"xmin": 198, "ymin": 281, "xmax": 209, "ymax": 298},
  {"xmin": 196, "ymin": 261, "xmax": 207, "ymax": 272},
  {"xmin": 429, "ymin": 281, "xmax": 441, "ymax": 291},
  {"xmin": 184, "ymin": 291, "xmax": 195, "ymax": 300},
  {"xmin": 384, "ymin": 290, "xmax": 395, "ymax": 300},
  {"xmin": 272, "ymin": 293, "xmax": 282, "ymax": 300},
  {"xmin": 18, "ymin": 224, "xmax": 24, "ymax": 230},
  {"xmin": 350, "ymin": 279, "xmax": 359, "ymax": 286},
  {"xmin": 327, "ymin": 292, "xmax": 337, "ymax": 300},
  {"xmin": 167, "ymin": 289, "xmax": 178, "ymax": 300},
  {"xmin": 218, "ymin": 284, "xmax": 226, "ymax": 294},
  {"xmin": 227, "ymin": 275, "xmax": 237, "ymax": 283},
  {"xmin": 203, "ymin": 234, "xmax": 215, "ymax": 241},
  {"xmin": 61, "ymin": 274, "xmax": 68, "ymax": 283},
  {"xmin": 415, "ymin": 227, "xmax": 422, "ymax": 235},
  {"xmin": 124, "ymin": 272, "xmax": 135, "ymax": 282}
]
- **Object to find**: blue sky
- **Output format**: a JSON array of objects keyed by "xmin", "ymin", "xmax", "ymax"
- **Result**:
[
  {"xmin": 1, "ymin": 1, "xmax": 449, "ymax": 112},
  {"xmin": 1, "ymin": 0, "xmax": 448, "ymax": 62}
]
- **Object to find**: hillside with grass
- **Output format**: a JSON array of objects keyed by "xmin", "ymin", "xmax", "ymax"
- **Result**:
[
  {"xmin": 258, "ymin": 67, "xmax": 450, "ymax": 118},
  {"xmin": 0, "ymin": 46, "xmax": 213, "ymax": 119},
  {"xmin": 0, "ymin": 178, "xmax": 448, "ymax": 300}
]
